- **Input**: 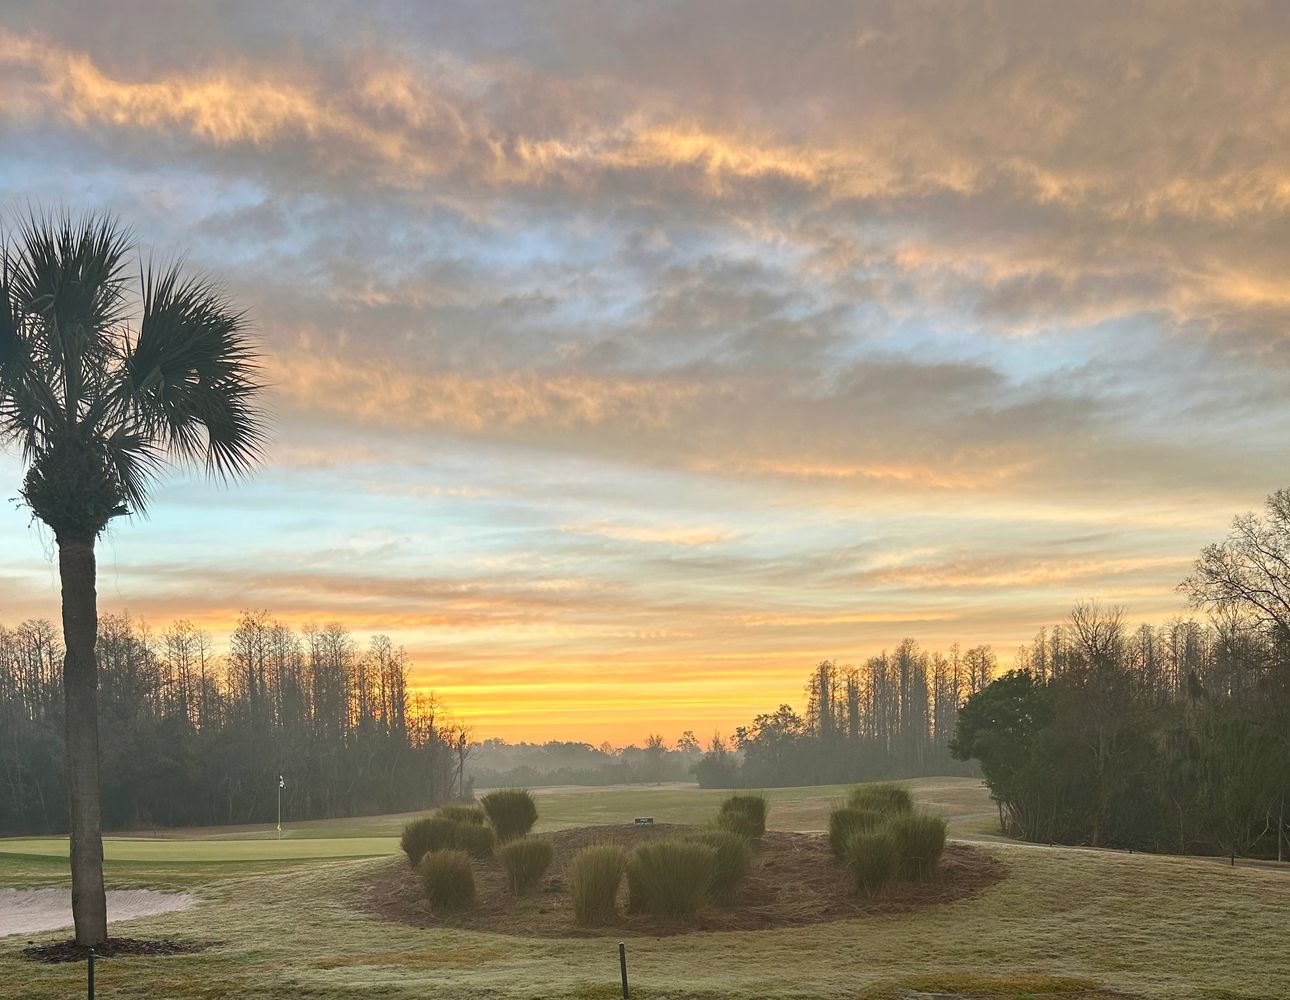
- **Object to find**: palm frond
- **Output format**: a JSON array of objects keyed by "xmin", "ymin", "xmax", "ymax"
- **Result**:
[
  {"xmin": 0, "ymin": 243, "xmax": 28, "ymax": 428},
  {"xmin": 4, "ymin": 377, "xmax": 60, "ymax": 460},
  {"xmin": 189, "ymin": 373, "xmax": 266, "ymax": 479},
  {"xmin": 121, "ymin": 259, "xmax": 266, "ymax": 483},
  {"xmin": 100, "ymin": 425, "xmax": 164, "ymax": 513},
  {"xmin": 13, "ymin": 209, "xmax": 132, "ymax": 422},
  {"xmin": 0, "ymin": 242, "xmax": 64, "ymax": 455}
]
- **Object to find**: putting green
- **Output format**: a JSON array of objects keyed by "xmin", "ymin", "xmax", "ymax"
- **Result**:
[{"xmin": 0, "ymin": 835, "xmax": 399, "ymax": 863}]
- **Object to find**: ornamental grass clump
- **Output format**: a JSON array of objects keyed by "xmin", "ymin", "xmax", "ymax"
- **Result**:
[
  {"xmin": 452, "ymin": 820, "xmax": 496, "ymax": 860},
  {"xmin": 626, "ymin": 841, "xmax": 716, "ymax": 919},
  {"xmin": 715, "ymin": 809, "xmax": 760, "ymax": 840},
  {"xmin": 401, "ymin": 815, "xmax": 494, "ymax": 865},
  {"xmin": 847, "ymin": 782, "xmax": 914, "ymax": 815},
  {"xmin": 400, "ymin": 816, "xmax": 461, "ymax": 866},
  {"xmin": 845, "ymin": 827, "xmax": 900, "ymax": 897},
  {"xmin": 568, "ymin": 845, "xmax": 626, "ymax": 926},
  {"xmin": 888, "ymin": 811, "xmax": 947, "ymax": 880},
  {"xmin": 419, "ymin": 849, "xmax": 475, "ymax": 912},
  {"xmin": 438, "ymin": 804, "xmax": 486, "ymax": 825},
  {"xmin": 498, "ymin": 837, "xmax": 554, "ymax": 895},
  {"xmin": 717, "ymin": 793, "xmax": 768, "ymax": 838},
  {"xmin": 481, "ymin": 789, "xmax": 539, "ymax": 842},
  {"xmin": 685, "ymin": 829, "xmax": 752, "ymax": 905},
  {"xmin": 828, "ymin": 806, "xmax": 886, "ymax": 858}
]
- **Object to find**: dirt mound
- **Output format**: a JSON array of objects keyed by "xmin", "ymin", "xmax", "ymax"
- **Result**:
[
  {"xmin": 358, "ymin": 824, "xmax": 1005, "ymax": 938},
  {"xmin": 23, "ymin": 937, "xmax": 214, "ymax": 964}
]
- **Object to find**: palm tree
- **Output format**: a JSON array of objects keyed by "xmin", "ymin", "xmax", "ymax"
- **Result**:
[{"xmin": 0, "ymin": 211, "xmax": 265, "ymax": 946}]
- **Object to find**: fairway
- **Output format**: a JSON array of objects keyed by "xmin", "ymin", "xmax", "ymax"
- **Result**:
[
  {"xmin": 0, "ymin": 778, "xmax": 994, "ymax": 862},
  {"xmin": 0, "ymin": 779, "xmax": 989, "ymax": 877},
  {"xmin": 3, "ymin": 778, "xmax": 1289, "ymax": 999}
]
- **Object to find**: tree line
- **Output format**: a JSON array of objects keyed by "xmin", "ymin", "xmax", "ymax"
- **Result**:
[
  {"xmin": 0, "ymin": 610, "xmax": 462, "ymax": 835},
  {"xmin": 468, "ymin": 736, "xmax": 700, "ymax": 788},
  {"xmin": 952, "ymin": 491, "xmax": 1290, "ymax": 860},
  {"xmin": 693, "ymin": 642, "xmax": 996, "ymax": 787}
]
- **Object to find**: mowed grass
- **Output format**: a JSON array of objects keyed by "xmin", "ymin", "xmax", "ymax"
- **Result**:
[
  {"xmin": 0, "ymin": 836, "xmax": 399, "ymax": 863},
  {"xmin": 0, "ymin": 833, "xmax": 402, "ymax": 892},
  {"xmin": 4, "ymin": 778, "xmax": 1287, "ymax": 999}
]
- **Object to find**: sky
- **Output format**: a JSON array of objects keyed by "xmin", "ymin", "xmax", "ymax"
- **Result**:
[{"xmin": 1, "ymin": 1, "xmax": 1288, "ymax": 744}]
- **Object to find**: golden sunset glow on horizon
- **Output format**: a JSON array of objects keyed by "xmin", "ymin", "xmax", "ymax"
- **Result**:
[{"xmin": 2, "ymin": 2, "xmax": 1289, "ymax": 745}]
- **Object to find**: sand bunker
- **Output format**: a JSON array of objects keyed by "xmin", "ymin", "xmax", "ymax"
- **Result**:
[{"xmin": 0, "ymin": 888, "xmax": 197, "ymax": 937}]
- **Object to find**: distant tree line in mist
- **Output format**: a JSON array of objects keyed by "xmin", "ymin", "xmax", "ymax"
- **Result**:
[
  {"xmin": 0, "ymin": 611, "xmax": 464, "ymax": 835},
  {"xmin": 691, "ymin": 643, "xmax": 995, "ymax": 788},
  {"xmin": 468, "ymin": 736, "xmax": 697, "ymax": 789},
  {"xmin": 466, "ymin": 641, "xmax": 997, "ymax": 792},
  {"xmin": 952, "ymin": 491, "xmax": 1290, "ymax": 860}
]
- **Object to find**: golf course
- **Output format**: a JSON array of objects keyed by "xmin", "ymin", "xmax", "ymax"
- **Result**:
[{"xmin": 2, "ymin": 777, "xmax": 1287, "ymax": 1000}]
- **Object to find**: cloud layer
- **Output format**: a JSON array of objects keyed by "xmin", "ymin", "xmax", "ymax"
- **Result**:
[{"xmin": 1, "ymin": 1, "xmax": 1286, "ymax": 740}]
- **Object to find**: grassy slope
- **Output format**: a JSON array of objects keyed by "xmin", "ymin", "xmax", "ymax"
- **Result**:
[{"xmin": 2, "ymin": 778, "xmax": 1285, "ymax": 999}]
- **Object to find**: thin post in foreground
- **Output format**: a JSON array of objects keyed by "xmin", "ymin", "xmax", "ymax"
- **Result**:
[
  {"xmin": 618, "ymin": 941, "xmax": 629, "ymax": 999},
  {"xmin": 87, "ymin": 948, "xmax": 96, "ymax": 1000}
]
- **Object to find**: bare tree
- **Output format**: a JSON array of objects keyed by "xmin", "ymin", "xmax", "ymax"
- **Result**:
[
  {"xmin": 643, "ymin": 733, "xmax": 667, "ymax": 783},
  {"xmin": 1183, "ymin": 489, "xmax": 1290, "ymax": 638},
  {"xmin": 963, "ymin": 645, "xmax": 996, "ymax": 697},
  {"xmin": 446, "ymin": 721, "xmax": 474, "ymax": 799}
]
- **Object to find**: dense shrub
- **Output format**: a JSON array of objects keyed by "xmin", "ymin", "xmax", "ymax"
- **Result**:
[
  {"xmin": 498, "ymin": 837, "xmax": 554, "ymax": 895},
  {"xmin": 685, "ymin": 829, "xmax": 752, "ymax": 905},
  {"xmin": 888, "ymin": 811, "xmax": 947, "ymax": 879},
  {"xmin": 452, "ymin": 821, "xmax": 496, "ymax": 860},
  {"xmin": 481, "ymin": 789, "xmax": 539, "ymax": 842},
  {"xmin": 401, "ymin": 816, "xmax": 461, "ymax": 866},
  {"xmin": 847, "ymin": 782, "xmax": 914, "ymax": 815},
  {"xmin": 438, "ymin": 805, "xmax": 486, "ymax": 825},
  {"xmin": 419, "ymin": 849, "xmax": 476, "ymax": 911},
  {"xmin": 844, "ymin": 827, "xmax": 900, "ymax": 897},
  {"xmin": 827, "ymin": 806, "xmax": 886, "ymax": 857},
  {"xmin": 718, "ymin": 793, "xmax": 768, "ymax": 837},
  {"xmin": 568, "ymin": 844, "xmax": 626, "ymax": 926},
  {"xmin": 626, "ymin": 841, "xmax": 716, "ymax": 919}
]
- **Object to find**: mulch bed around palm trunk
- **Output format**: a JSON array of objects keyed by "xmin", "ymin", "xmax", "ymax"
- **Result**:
[
  {"xmin": 23, "ymin": 937, "xmax": 214, "ymax": 963},
  {"xmin": 357, "ymin": 823, "xmax": 1005, "ymax": 938}
]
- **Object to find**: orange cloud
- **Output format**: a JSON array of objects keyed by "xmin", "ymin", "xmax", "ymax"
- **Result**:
[
  {"xmin": 269, "ymin": 354, "xmax": 706, "ymax": 432},
  {"xmin": 8, "ymin": 22, "xmax": 1289, "ymax": 234},
  {"xmin": 560, "ymin": 522, "xmax": 731, "ymax": 546}
]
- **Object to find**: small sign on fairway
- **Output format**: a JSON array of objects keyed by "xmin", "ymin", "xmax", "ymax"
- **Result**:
[{"xmin": 633, "ymin": 817, "xmax": 653, "ymax": 825}]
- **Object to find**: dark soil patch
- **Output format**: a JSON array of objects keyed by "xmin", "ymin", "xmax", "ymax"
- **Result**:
[
  {"xmin": 357, "ymin": 824, "xmax": 1005, "ymax": 938},
  {"xmin": 22, "ymin": 937, "xmax": 215, "ymax": 964}
]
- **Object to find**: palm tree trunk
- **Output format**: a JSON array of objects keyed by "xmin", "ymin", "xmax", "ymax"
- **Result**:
[{"xmin": 58, "ymin": 534, "xmax": 107, "ymax": 947}]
